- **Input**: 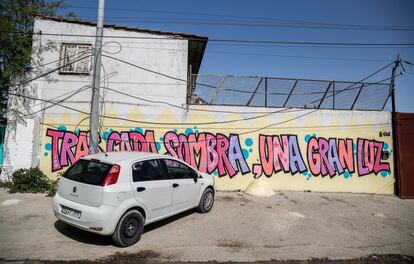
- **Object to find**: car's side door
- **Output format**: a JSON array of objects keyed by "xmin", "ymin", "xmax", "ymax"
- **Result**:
[
  {"xmin": 161, "ymin": 159, "xmax": 202, "ymax": 212},
  {"xmin": 130, "ymin": 159, "xmax": 172, "ymax": 221}
]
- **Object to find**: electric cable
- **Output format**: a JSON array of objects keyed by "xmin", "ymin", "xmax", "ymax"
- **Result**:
[
  {"xmin": 63, "ymin": 6, "xmax": 414, "ymax": 31},
  {"xmin": 83, "ymin": 17, "xmax": 414, "ymax": 31},
  {"xmin": 9, "ymin": 90, "xmax": 313, "ymax": 126},
  {"xmin": 102, "ymin": 54, "xmax": 395, "ymax": 110},
  {"xmin": 29, "ymin": 47, "xmax": 93, "ymax": 70},
  {"xmin": 11, "ymin": 31, "xmax": 414, "ymax": 47},
  {"xmin": 3, "ymin": 53, "xmax": 94, "ymax": 91}
]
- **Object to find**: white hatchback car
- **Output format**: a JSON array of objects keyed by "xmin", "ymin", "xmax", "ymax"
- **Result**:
[{"xmin": 52, "ymin": 151, "xmax": 215, "ymax": 247}]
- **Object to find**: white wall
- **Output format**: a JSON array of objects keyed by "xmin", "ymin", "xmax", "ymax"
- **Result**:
[
  {"xmin": 1, "ymin": 119, "xmax": 35, "ymax": 181},
  {"xmin": 2, "ymin": 17, "xmax": 189, "ymax": 178}
]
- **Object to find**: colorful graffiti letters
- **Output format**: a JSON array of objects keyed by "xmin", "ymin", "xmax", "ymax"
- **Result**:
[
  {"xmin": 46, "ymin": 129, "xmax": 97, "ymax": 171},
  {"xmin": 357, "ymin": 139, "xmax": 390, "ymax": 176},
  {"xmin": 252, "ymin": 135, "xmax": 390, "ymax": 178},
  {"xmin": 46, "ymin": 128, "xmax": 391, "ymax": 179},
  {"xmin": 252, "ymin": 135, "xmax": 307, "ymax": 178},
  {"xmin": 107, "ymin": 131, "xmax": 158, "ymax": 153},
  {"xmin": 163, "ymin": 131, "xmax": 250, "ymax": 177},
  {"xmin": 307, "ymin": 137, "xmax": 354, "ymax": 177}
]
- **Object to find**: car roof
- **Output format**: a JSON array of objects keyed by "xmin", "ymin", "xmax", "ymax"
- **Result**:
[{"xmin": 82, "ymin": 151, "xmax": 173, "ymax": 164}]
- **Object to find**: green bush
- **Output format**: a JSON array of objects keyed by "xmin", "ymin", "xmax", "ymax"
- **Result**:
[
  {"xmin": 0, "ymin": 181, "xmax": 13, "ymax": 188},
  {"xmin": 47, "ymin": 178, "xmax": 59, "ymax": 197},
  {"xmin": 9, "ymin": 167, "xmax": 57, "ymax": 196}
]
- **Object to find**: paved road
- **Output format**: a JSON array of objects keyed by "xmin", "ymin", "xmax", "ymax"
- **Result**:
[{"xmin": 0, "ymin": 188, "xmax": 413, "ymax": 262}]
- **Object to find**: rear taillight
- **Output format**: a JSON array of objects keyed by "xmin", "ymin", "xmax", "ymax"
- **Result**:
[{"xmin": 102, "ymin": 164, "xmax": 121, "ymax": 187}]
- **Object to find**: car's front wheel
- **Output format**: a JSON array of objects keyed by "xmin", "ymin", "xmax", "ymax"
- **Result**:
[
  {"xmin": 112, "ymin": 210, "xmax": 144, "ymax": 247},
  {"xmin": 196, "ymin": 188, "xmax": 214, "ymax": 213}
]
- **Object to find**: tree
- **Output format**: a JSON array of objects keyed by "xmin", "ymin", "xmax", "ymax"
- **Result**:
[{"xmin": 0, "ymin": 0, "xmax": 72, "ymax": 125}]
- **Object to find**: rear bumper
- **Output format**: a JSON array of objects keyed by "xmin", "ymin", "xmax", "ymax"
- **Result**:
[{"xmin": 52, "ymin": 192, "xmax": 118, "ymax": 235}]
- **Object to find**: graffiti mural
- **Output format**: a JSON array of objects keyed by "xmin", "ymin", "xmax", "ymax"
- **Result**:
[
  {"xmin": 39, "ymin": 108, "xmax": 394, "ymax": 194},
  {"xmin": 251, "ymin": 135, "xmax": 390, "ymax": 179},
  {"xmin": 45, "ymin": 129, "xmax": 391, "ymax": 179}
]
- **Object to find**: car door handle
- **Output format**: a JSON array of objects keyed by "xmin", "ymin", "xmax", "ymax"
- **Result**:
[
  {"xmin": 172, "ymin": 183, "xmax": 179, "ymax": 188},
  {"xmin": 136, "ymin": 187, "xmax": 146, "ymax": 192}
]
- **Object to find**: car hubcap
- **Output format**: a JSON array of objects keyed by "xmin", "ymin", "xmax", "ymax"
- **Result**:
[
  {"xmin": 203, "ymin": 192, "xmax": 213, "ymax": 210},
  {"xmin": 123, "ymin": 217, "xmax": 138, "ymax": 238}
]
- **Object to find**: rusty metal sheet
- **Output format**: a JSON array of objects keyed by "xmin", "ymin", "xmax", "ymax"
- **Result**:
[{"xmin": 396, "ymin": 112, "xmax": 414, "ymax": 199}]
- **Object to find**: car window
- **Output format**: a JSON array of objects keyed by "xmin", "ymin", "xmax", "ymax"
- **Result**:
[
  {"xmin": 132, "ymin": 159, "xmax": 163, "ymax": 182},
  {"xmin": 64, "ymin": 159, "xmax": 113, "ymax": 185},
  {"xmin": 162, "ymin": 159, "xmax": 197, "ymax": 180}
]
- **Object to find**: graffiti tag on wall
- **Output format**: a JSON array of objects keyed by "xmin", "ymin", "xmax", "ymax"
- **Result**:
[{"xmin": 45, "ymin": 128, "xmax": 391, "ymax": 179}]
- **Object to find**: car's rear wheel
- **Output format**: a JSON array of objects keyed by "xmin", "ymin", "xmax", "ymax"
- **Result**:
[
  {"xmin": 113, "ymin": 210, "xmax": 144, "ymax": 247},
  {"xmin": 196, "ymin": 188, "xmax": 214, "ymax": 213}
]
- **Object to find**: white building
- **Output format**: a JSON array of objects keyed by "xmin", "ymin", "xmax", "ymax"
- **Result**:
[{"xmin": 1, "ymin": 15, "xmax": 207, "ymax": 178}]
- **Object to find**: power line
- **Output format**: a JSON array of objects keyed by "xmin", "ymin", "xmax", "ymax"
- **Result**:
[
  {"xmin": 11, "ymin": 83, "xmax": 394, "ymax": 142},
  {"xmin": 65, "ymin": 5, "xmax": 414, "ymax": 30},
  {"xmin": 206, "ymin": 51, "xmax": 392, "ymax": 62},
  {"xmin": 239, "ymin": 109, "xmax": 317, "ymax": 135},
  {"xmin": 20, "ymin": 68, "xmax": 124, "ymax": 116},
  {"xmin": 305, "ymin": 61, "xmax": 396, "ymax": 106},
  {"xmin": 6, "ymin": 42, "xmax": 399, "ymax": 124},
  {"xmin": 9, "ymin": 91, "xmax": 313, "ymax": 126},
  {"xmin": 102, "ymin": 54, "xmax": 187, "ymax": 83},
  {"xmin": 30, "ymin": 47, "xmax": 93, "ymax": 70},
  {"xmin": 102, "ymin": 86, "xmax": 305, "ymax": 114},
  {"xmin": 8, "ymin": 47, "xmax": 396, "ymax": 115},
  {"xmin": 64, "ymin": 16, "xmax": 414, "ymax": 31},
  {"xmin": 26, "ymin": 39, "xmax": 397, "ymax": 63},
  {"xmin": 5, "ymin": 57, "xmax": 288, "ymax": 114},
  {"xmin": 13, "ymin": 31, "xmax": 414, "ymax": 47},
  {"xmin": 41, "ymin": 121, "xmax": 392, "ymax": 130},
  {"xmin": 3, "ymin": 53, "xmax": 94, "ymax": 90},
  {"xmin": 8, "ymin": 92, "xmax": 90, "ymax": 115},
  {"xmin": 30, "ymin": 85, "xmax": 91, "ymax": 115},
  {"xmin": 97, "ymin": 43, "xmax": 394, "ymax": 62},
  {"xmin": 102, "ymin": 54, "xmax": 394, "ymax": 103}
]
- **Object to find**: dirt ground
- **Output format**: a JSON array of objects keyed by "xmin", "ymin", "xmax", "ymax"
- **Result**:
[{"xmin": 0, "ymin": 188, "xmax": 413, "ymax": 263}]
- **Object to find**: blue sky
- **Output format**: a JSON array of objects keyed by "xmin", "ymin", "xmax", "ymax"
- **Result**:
[{"xmin": 61, "ymin": 0, "xmax": 414, "ymax": 112}]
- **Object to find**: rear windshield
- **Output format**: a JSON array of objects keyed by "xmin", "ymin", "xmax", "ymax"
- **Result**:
[{"xmin": 64, "ymin": 159, "xmax": 113, "ymax": 186}]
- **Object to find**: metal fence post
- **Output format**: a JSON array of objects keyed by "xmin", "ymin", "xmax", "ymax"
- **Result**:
[
  {"xmin": 283, "ymin": 80, "xmax": 298, "ymax": 107},
  {"xmin": 351, "ymin": 83, "xmax": 364, "ymax": 110},
  {"xmin": 246, "ymin": 78, "xmax": 263, "ymax": 106},
  {"xmin": 210, "ymin": 75, "xmax": 227, "ymax": 104},
  {"xmin": 265, "ymin": 77, "xmax": 268, "ymax": 107},
  {"xmin": 317, "ymin": 81, "xmax": 332, "ymax": 109},
  {"xmin": 187, "ymin": 64, "xmax": 192, "ymax": 104},
  {"xmin": 332, "ymin": 81, "xmax": 335, "ymax": 109}
]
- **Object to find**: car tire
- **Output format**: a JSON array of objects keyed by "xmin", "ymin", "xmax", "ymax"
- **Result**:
[
  {"xmin": 196, "ymin": 188, "xmax": 214, "ymax": 213},
  {"xmin": 112, "ymin": 210, "xmax": 144, "ymax": 247}
]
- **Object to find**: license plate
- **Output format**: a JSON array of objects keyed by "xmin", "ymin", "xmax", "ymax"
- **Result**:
[{"xmin": 60, "ymin": 205, "xmax": 81, "ymax": 219}]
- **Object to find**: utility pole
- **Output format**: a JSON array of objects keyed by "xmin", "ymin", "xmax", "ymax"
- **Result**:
[
  {"xmin": 390, "ymin": 55, "xmax": 401, "ymax": 195},
  {"xmin": 89, "ymin": 0, "xmax": 105, "ymax": 154}
]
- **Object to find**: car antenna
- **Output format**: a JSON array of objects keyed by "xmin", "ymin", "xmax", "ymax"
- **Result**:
[
  {"xmin": 99, "ymin": 146, "xmax": 109, "ymax": 157},
  {"xmin": 103, "ymin": 148, "xmax": 109, "ymax": 157}
]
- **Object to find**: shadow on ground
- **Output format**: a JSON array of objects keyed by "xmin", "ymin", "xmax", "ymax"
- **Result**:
[
  {"xmin": 54, "ymin": 209, "xmax": 197, "ymax": 246},
  {"xmin": 54, "ymin": 221, "xmax": 113, "ymax": 246}
]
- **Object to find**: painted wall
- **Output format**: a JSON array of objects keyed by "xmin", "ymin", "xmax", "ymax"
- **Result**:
[
  {"xmin": 39, "ymin": 105, "xmax": 394, "ymax": 194},
  {"xmin": 3, "ymin": 18, "xmax": 395, "ymax": 194}
]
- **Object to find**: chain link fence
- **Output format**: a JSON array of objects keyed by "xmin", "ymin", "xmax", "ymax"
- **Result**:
[{"xmin": 189, "ymin": 74, "xmax": 391, "ymax": 111}]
